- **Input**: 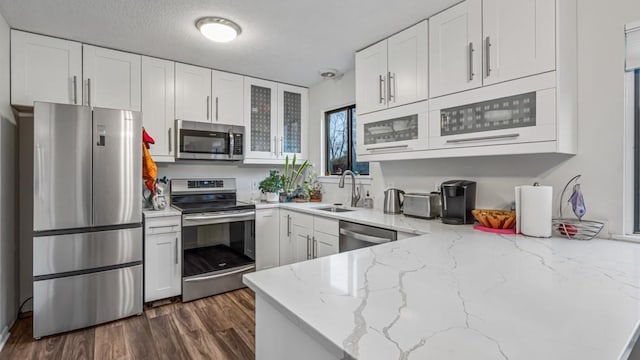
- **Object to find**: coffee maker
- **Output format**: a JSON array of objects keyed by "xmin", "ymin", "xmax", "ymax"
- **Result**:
[{"xmin": 440, "ymin": 180, "xmax": 476, "ymax": 225}]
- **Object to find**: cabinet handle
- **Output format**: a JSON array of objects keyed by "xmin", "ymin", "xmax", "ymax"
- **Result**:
[
  {"xmin": 280, "ymin": 136, "xmax": 283, "ymax": 156},
  {"xmin": 388, "ymin": 72, "xmax": 395, "ymax": 103},
  {"xmin": 174, "ymin": 238, "xmax": 178, "ymax": 265},
  {"xmin": 73, "ymin": 75, "xmax": 78, "ymax": 104},
  {"xmin": 468, "ymin": 42, "xmax": 475, "ymax": 81},
  {"xmin": 313, "ymin": 236, "xmax": 318, "ymax": 259},
  {"xmin": 485, "ymin": 36, "xmax": 491, "ymax": 77},
  {"xmin": 215, "ymin": 96, "xmax": 219, "ymax": 121},
  {"xmin": 168, "ymin": 128, "xmax": 172, "ymax": 153},
  {"xmin": 378, "ymin": 75, "xmax": 386, "ymax": 104},
  {"xmin": 87, "ymin": 78, "xmax": 91, "ymax": 107},
  {"xmin": 287, "ymin": 214, "xmax": 291, "ymax": 236},
  {"xmin": 307, "ymin": 235, "xmax": 311, "ymax": 260},
  {"xmin": 273, "ymin": 136, "xmax": 277, "ymax": 156},
  {"xmin": 446, "ymin": 133, "xmax": 519, "ymax": 144},
  {"xmin": 206, "ymin": 96, "xmax": 210, "ymax": 120},
  {"xmin": 365, "ymin": 144, "xmax": 409, "ymax": 151}
]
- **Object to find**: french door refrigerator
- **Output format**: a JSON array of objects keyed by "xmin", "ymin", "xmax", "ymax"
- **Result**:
[{"xmin": 22, "ymin": 102, "xmax": 143, "ymax": 338}]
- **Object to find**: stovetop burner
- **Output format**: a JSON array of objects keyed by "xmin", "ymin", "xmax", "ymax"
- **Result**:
[{"xmin": 172, "ymin": 200, "xmax": 255, "ymax": 214}]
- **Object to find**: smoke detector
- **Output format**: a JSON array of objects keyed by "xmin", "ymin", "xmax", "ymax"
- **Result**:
[{"xmin": 319, "ymin": 69, "xmax": 341, "ymax": 79}]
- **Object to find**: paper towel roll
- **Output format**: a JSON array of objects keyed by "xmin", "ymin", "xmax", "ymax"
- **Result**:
[{"xmin": 518, "ymin": 185, "xmax": 553, "ymax": 238}]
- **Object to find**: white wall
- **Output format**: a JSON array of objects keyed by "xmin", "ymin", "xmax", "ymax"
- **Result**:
[
  {"xmin": 0, "ymin": 11, "xmax": 17, "ymax": 349},
  {"xmin": 308, "ymin": 1, "xmax": 640, "ymax": 236}
]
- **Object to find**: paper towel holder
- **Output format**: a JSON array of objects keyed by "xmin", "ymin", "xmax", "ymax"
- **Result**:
[{"xmin": 552, "ymin": 175, "xmax": 604, "ymax": 240}]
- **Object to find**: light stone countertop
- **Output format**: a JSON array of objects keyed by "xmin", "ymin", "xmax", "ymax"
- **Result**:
[
  {"xmin": 142, "ymin": 207, "xmax": 182, "ymax": 218},
  {"xmin": 244, "ymin": 226, "xmax": 640, "ymax": 360},
  {"xmin": 255, "ymin": 202, "xmax": 436, "ymax": 235}
]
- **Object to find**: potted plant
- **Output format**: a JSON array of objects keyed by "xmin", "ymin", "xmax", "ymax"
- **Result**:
[
  {"xmin": 259, "ymin": 170, "xmax": 283, "ymax": 203},
  {"xmin": 305, "ymin": 164, "xmax": 323, "ymax": 202},
  {"xmin": 281, "ymin": 155, "xmax": 310, "ymax": 202}
]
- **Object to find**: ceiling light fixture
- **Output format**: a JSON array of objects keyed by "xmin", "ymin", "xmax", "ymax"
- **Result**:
[{"xmin": 196, "ymin": 17, "xmax": 242, "ymax": 43}]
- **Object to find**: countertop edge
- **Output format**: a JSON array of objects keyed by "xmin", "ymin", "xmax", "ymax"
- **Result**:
[{"xmin": 243, "ymin": 272, "xmax": 355, "ymax": 360}]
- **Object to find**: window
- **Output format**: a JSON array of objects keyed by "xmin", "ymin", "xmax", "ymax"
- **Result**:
[{"xmin": 325, "ymin": 105, "xmax": 369, "ymax": 175}]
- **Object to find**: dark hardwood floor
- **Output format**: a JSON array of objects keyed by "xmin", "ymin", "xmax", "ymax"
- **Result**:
[{"xmin": 0, "ymin": 289, "xmax": 256, "ymax": 360}]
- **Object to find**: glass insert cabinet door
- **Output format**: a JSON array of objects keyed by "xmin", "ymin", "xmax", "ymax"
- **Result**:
[
  {"xmin": 277, "ymin": 83, "xmax": 308, "ymax": 159},
  {"xmin": 244, "ymin": 77, "xmax": 278, "ymax": 159}
]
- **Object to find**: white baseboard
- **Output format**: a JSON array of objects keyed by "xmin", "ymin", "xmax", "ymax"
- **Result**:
[{"xmin": 0, "ymin": 325, "xmax": 10, "ymax": 353}]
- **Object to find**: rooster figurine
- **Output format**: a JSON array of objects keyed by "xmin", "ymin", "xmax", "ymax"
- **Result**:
[{"xmin": 142, "ymin": 128, "xmax": 157, "ymax": 195}]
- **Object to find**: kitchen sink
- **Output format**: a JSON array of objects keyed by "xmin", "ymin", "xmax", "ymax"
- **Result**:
[{"xmin": 316, "ymin": 207, "xmax": 354, "ymax": 213}]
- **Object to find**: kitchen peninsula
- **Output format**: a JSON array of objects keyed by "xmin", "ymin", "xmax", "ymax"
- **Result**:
[{"xmin": 244, "ymin": 227, "xmax": 640, "ymax": 360}]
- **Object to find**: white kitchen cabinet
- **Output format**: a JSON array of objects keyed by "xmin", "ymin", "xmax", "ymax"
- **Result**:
[
  {"xmin": 11, "ymin": 30, "xmax": 83, "ymax": 107},
  {"xmin": 293, "ymin": 213, "xmax": 314, "ymax": 263},
  {"xmin": 357, "ymin": 100, "xmax": 429, "ymax": 160},
  {"xmin": 312, "ymin": 216, "xmax": 339, "ymax": 258},
  {"xmin": 355, "ymin": 40, "xmax": 388, "ymax": 115},
  {"xmin": 256, "ymin": 208, "xmax": 280, "ymax": 271},
  {"xmin": 141, "ymin": 56, "xmax": 175, "ymax": 162},
  {"xmin": 277, "ymin": 84, "xmax": 308, "ymax": 160},
  {"xmin": 244, "ymin": 77, "xmax": 280, "ymax": 162},
  {"xmin": 356, "ymin": 21, "xmax": 428, "ymax": 115},
  {"xmin": 429, "ymin": 0, "xmax": 482, "ymax": 98},
  {"xmin": 82, "ymin": 45, "xmax": 141, "ymax": 111},
  {"xmin": 143, "ymin": 213, "xmax": 181, "ymax": 302},
  {"xmin": 279, "ymin": 210, "xmax": 296, "ymax": 266},
  {"xmin": 211, "ymin": 70, "xmax": 244, "ymax": 126},
  {"xmin": 387, "ymin": 20, "xmax": 429, "ymax": 108},
  {"xmin": 175, "ymin": 63, "xmax": 212, "ymax": 123},
  {"xmin": 482, "ymin": 0, "xmax": 556, "ymax": 85}
]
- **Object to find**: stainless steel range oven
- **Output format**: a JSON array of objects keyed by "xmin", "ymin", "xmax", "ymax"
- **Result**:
[{"xmin": 171, "ymin": 178, "xmax": 255, "ymax": 302}]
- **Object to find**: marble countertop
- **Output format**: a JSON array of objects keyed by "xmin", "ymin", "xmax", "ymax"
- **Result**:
[
  {"xmin": 244, "ymin": 227, "xmax": 640, "ymax": 360},
  {"xmin": 143, "ymin": 207, "xmax": 182, "ymax": 218},
  {"xmin": 256, "ymin": 202, "xmax": 434, "ymax": 235}
]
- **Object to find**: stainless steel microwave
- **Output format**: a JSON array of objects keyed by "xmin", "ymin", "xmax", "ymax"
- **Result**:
[{"xmin": 176, "ymin": 120, "xmax": 244, "ymax": 161}]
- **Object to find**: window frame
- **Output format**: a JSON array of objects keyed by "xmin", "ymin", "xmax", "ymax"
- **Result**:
[
  {"xmin": 324, "ymin": 104, "xmax": 368, "ymax": 176},
  {"xmin": 635, "ymin": 69, "xmax": 640, "ymax": 232}
]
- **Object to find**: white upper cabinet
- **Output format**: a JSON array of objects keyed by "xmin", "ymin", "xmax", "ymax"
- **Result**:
[
  {"xmin": 429, "ymin": 0, "xmax": 482, "ymax": 98},
  {"xmin": 482, "ymin": 0, "xmax": 556, "ymax": 85},
  {"xmin": 277, "ymin": 83, "xmax": 308, "ymax": 160},
  {"xmin": 355, "ymin": 40, "xmax": 388, "ymax": 115},
  {"xmin": 244, "ymin": 77, "xmax": 279, "ymax": 161},
  {"xmin": 387, "ymin": 20, "xmax": 429, "ymax": 108},
  {"xmin": 82, "ymin": 45, "xmax": 141, "ymax": 111},
  {"xmin": 211, "ymin": 70, "xmax": 244, "ymax": 126},
  {"xmin": 141, "ymin": 56, "xmax": 175, "ymax": 162},
  {"xmin": 175, "ymin": 63, "xmax": 212, "ymax": 123},
  {"xmin": 356, "ymin": 21, "xmax": 429, "ymax": 115},
  {"xmin": 11, "ymin": 30, "xmax": 82, "ymax": 106}
]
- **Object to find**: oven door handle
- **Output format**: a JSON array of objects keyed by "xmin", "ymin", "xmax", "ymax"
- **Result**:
[
  {"xmin": 183, "ymin": 211, "xmax": 255, "ymax": 226},
  {"xmin": 183, "ymin": 265, "xmax": 256, "ymax": 282},
  {"xmin": 339, "ymin": 228, "xmax": 392, "ymax": 244}
]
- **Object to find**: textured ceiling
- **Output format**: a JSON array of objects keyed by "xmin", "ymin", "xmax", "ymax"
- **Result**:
[{"xmin": 0, "ymin": 0, "xmax": 459, "ymax": 87}]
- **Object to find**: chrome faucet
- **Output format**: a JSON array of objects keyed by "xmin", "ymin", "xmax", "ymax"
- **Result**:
[{"xmin": 338, "ymin": 170, "xmax": 361, "ymax": 207}]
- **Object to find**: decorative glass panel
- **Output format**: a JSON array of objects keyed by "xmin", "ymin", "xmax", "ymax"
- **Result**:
[
  {"xmin": 250, "ymin": 85, "xmax": 271, "ymax": 152},
  {"xmin": 440, "ymin": 92, "xmax": 536, "ymax": 136},
  {"xmin": 282, "ymin": 91, "xmax": 301, "ymax": 153},
  {"xmin": 363, "ymin": 115, "xmax": 419, "ymax": 146}
]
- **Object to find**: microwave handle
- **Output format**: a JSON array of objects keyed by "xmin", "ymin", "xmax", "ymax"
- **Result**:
[{"xmin": 229, "ymin": 131, "xmax": 234, "ymax": 158}]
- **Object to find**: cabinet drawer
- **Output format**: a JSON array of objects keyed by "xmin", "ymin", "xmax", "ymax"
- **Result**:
[
  {"xmin": 314, "ymin": 216, "xmax": 339, "ymax": 237},
  {"xmin": 293, "ymin": 212, "xmax": 314, "ymax": 229},
  {"xmin": 429, "ymin": 75, "xmax": 556, "ymax": 150},
  {"xmin": 145, "ymin": 216, "xmax": 181, "ymax": 235}
]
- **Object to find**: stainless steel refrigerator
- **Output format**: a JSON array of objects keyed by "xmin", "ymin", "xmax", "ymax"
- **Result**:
[{"xmin": 20, "ymin": 102, "xmax": 143, "ymax": 338}]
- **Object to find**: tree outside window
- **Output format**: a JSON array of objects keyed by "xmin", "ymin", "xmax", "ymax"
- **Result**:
[{"xmin": 325, "ymin": 105, "xmax": 369, "ymax": 175}]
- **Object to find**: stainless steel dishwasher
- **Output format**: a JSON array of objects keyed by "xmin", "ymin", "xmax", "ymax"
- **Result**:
[{"xmin": 339, "ymin": 221, "xmax": 397, "ymax": 252}]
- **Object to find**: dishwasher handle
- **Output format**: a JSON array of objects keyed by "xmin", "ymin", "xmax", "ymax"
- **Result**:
[{"xmin": 339, "ymin": 228, "xmax": 392, "ymax": 245}]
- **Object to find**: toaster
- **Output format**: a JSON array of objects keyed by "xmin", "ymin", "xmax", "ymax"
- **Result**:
[{"xmin": 402, "ymin": 192, "xmax": 441, "ymax": 219}]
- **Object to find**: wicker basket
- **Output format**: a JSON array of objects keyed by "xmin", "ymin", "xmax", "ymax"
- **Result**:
[
  {"xmin": 552, "ymin": 175, "xmax": 604, "ymax": 241},
  {"xmin": 472, "ymin": 209, "xmax": 516, "ymax": 229}
]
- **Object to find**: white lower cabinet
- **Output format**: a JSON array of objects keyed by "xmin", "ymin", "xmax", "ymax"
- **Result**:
[
  {"xmin": 279, "ymin": 211, "xmax": 339, "ymax": 265},
  {"xmin": 143, "ymin": 213, "xmax": 181, "ymax": 302},
  {"xmin": 256, "ymin": 208, "xmax": 280, "ymax": 271}
]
